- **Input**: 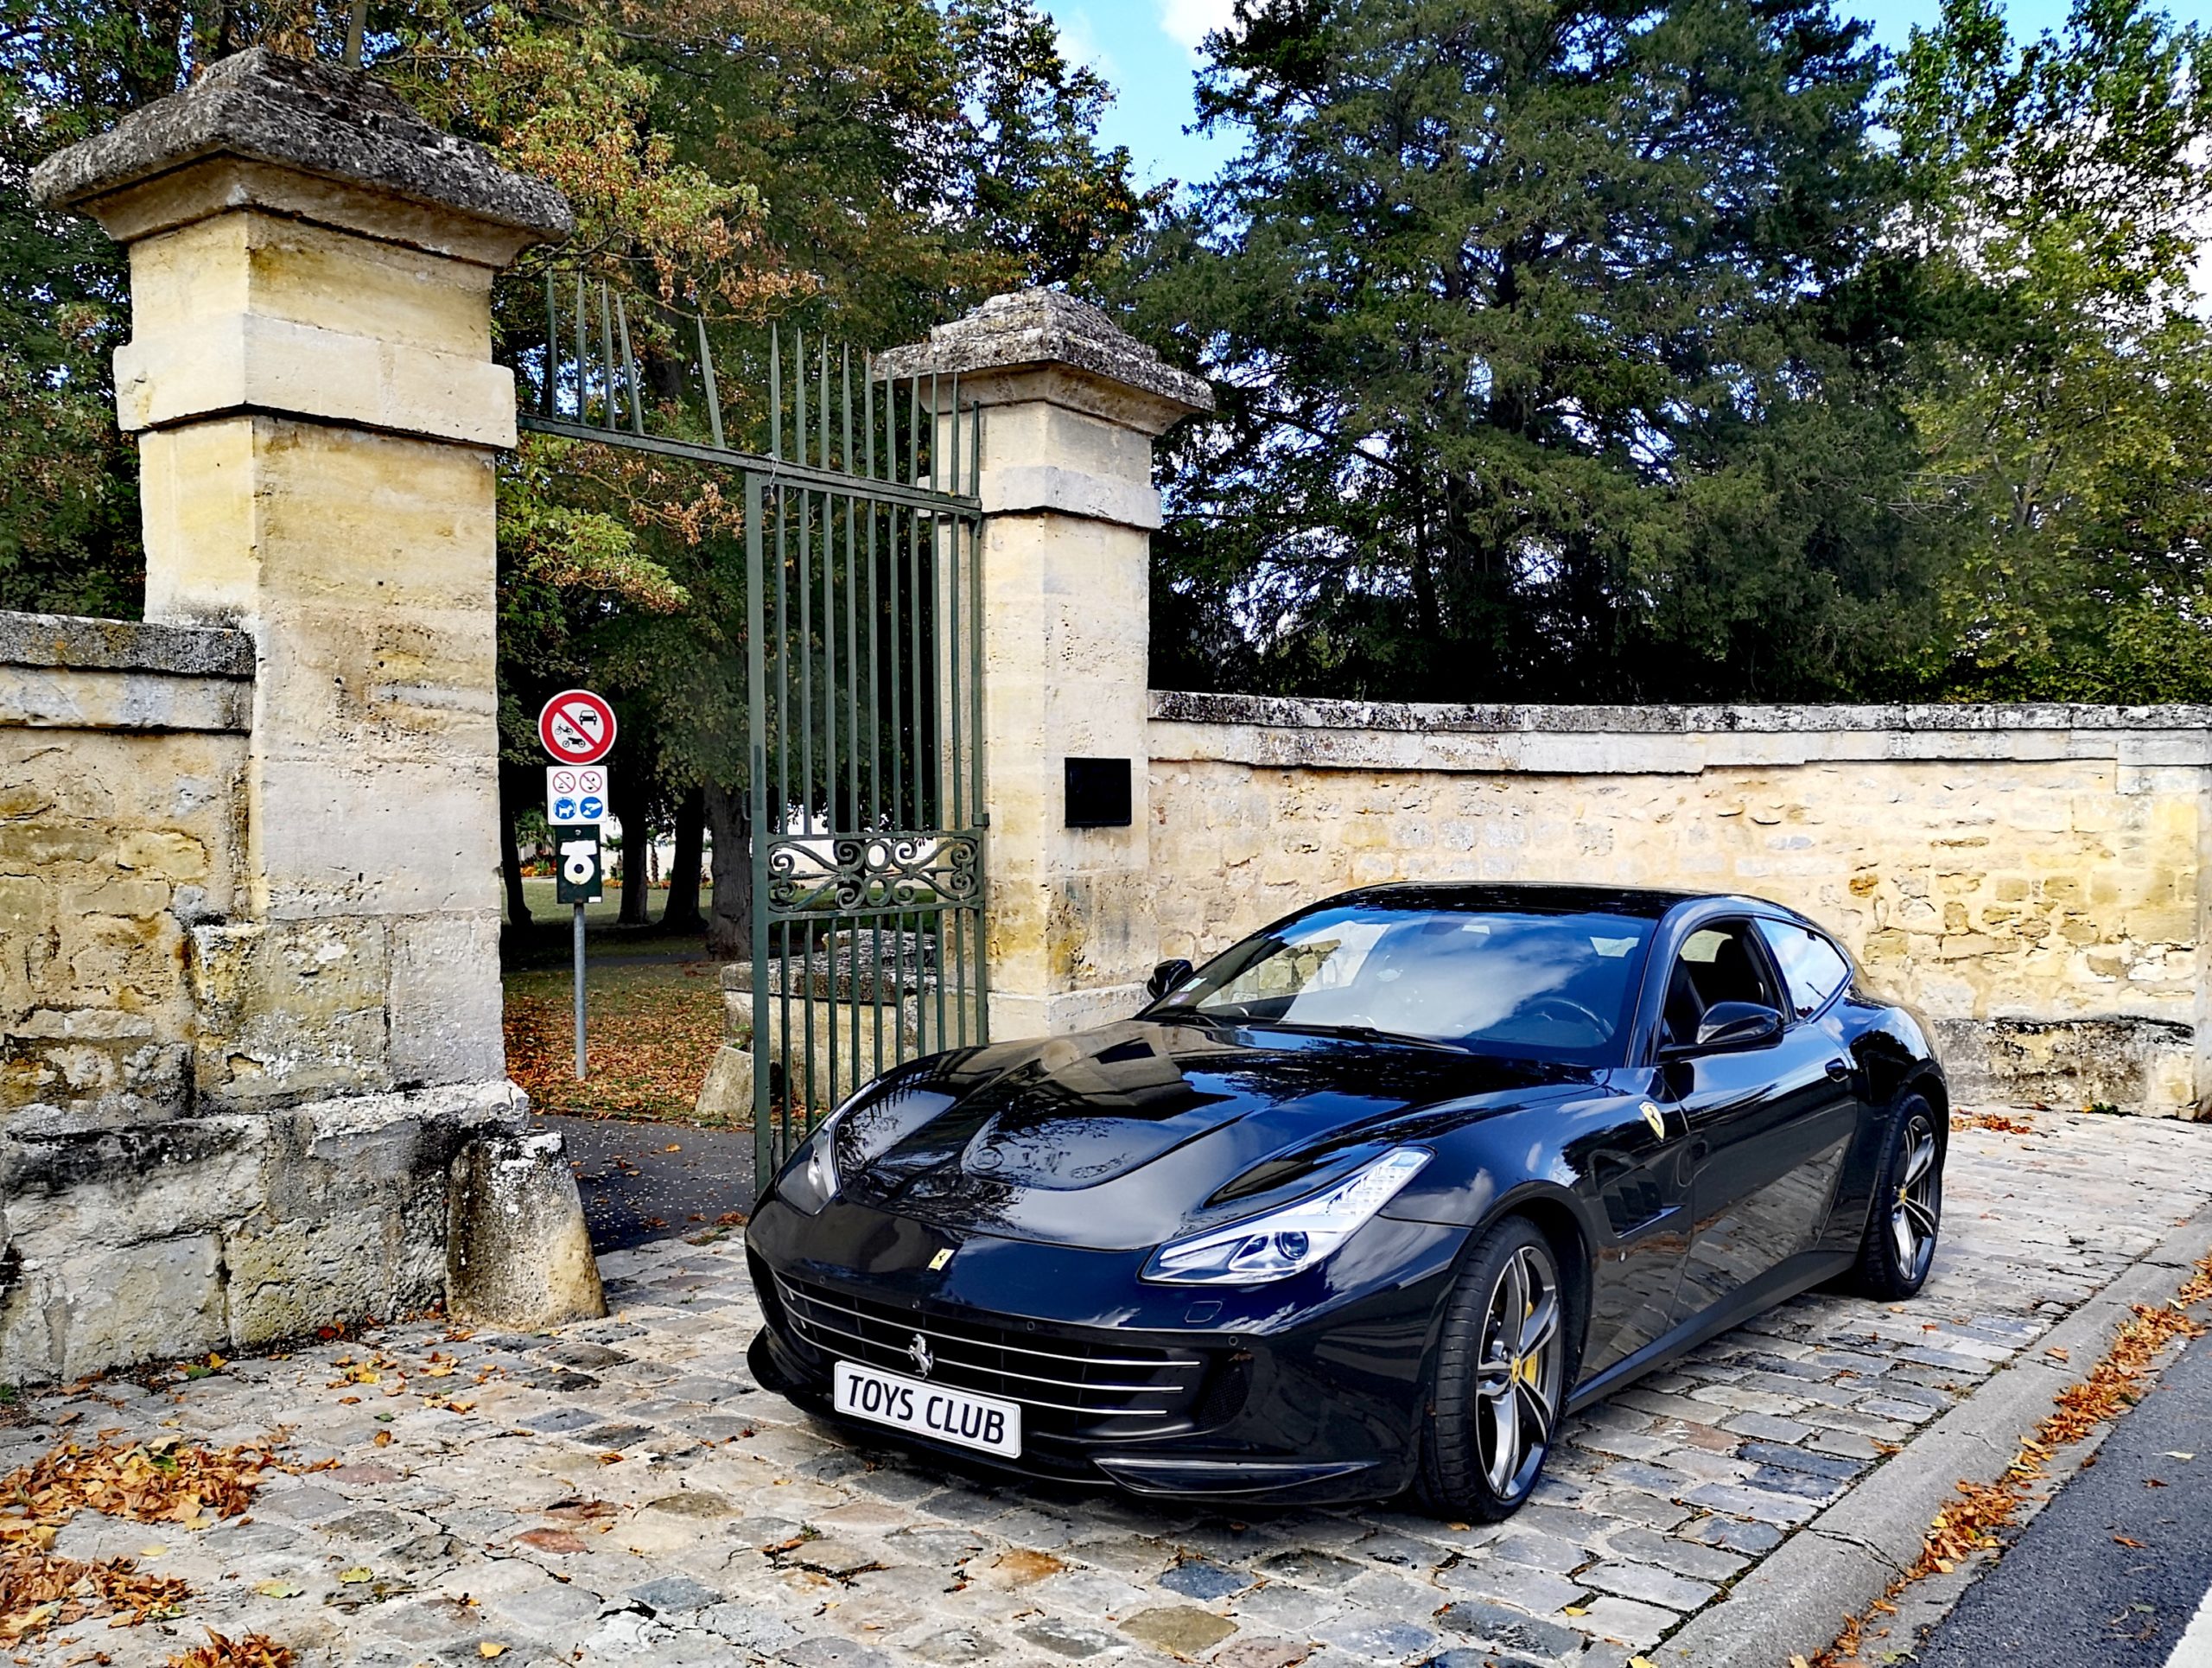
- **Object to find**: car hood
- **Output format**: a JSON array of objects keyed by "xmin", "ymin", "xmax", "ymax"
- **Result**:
[{"xmin": 830, "ymin": 1019, "xmax": 1593, "ymax": 1251}]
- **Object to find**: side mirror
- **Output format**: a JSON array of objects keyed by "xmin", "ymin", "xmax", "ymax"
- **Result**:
[
  {"xmin": 1146, "ymin": 958, "xmax": 1195, "ymax": 1003},
  {"xmin": 1669, "ymin": 1001, "xmax": 1783, "ymax": 1056}
]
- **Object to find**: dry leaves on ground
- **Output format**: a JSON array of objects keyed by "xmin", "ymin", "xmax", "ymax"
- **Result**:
[
  {"xmin": 165, "ymin": 1629, "xmax": 295, "ymax": 1668},
  {"xmin": 1951, "ymin": 1111, "xmax": 2037, "ymax": 1136},
  {"xmin": 0, "ymin": 1437, "xmax": 272, "ymax": 1540},
  {"xmin": 0, "ymin": 1547, "xmax": 190, "ymax": 1642},
  {"xmin": 504, "ymin": 960, "xmax": 725, "ymax": 1121},
  {"xmin": 0, "ymin": 1437, "xmax": 286, "ymax": 1644}
]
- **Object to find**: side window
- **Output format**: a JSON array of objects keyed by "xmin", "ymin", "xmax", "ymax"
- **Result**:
[
  {"xmin": 1662, "ymin": 919, "xmax": 1779, "ymax": 1047},
  {"xmin": 1755, "ymin": 919, "xmax": 1853, "ymax": 1020}
]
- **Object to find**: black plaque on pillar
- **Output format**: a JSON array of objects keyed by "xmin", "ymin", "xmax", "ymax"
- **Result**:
[{"xmin": 1064, "ymin": 757, "xmax": 1133, "ymax": 828}]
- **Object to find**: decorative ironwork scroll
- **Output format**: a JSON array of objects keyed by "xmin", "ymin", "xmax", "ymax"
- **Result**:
[{"xmin": 766, "ymin": 831, "xmax": 981, "ymax": 915}]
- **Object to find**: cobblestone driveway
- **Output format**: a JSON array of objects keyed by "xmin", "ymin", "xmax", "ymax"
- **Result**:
[{"xmin": 20, "ymin": 1111, "xmax": 2212, "ymax": 1668}]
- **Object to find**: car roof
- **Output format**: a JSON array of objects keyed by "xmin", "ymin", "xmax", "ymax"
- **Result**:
[{"xmin": 1332, "ymin": 882, "xmax": 1808, "ymax": 924}]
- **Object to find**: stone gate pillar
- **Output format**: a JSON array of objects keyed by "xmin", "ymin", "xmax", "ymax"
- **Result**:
[
  {"xmin": 33, "ymin": 49, "xmax": 569, "ymax": 1099},
  {"xmin": 879, "ymin": 292, "xmax": 1211, "ymax": 1037},
  {"xmin": 18, "ymin": 48, "xmax": 602, "ymax": 1353}
]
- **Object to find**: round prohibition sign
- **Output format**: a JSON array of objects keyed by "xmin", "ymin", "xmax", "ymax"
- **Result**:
[{"xmin": 538, "ymin": 689, "xmax": 618, "ymax": 765}]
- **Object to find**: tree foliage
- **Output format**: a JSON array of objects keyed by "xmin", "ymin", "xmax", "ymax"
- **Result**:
[
  {"xmin": 1124, "ymin": 0, "xmax": 1939, "ymax": 703},
  {"xmin": 1889, "ymin": 0, "xmax": 2212, "ymax": 700}
]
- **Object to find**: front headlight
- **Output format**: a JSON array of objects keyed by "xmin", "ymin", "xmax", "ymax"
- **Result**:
[
  {"xmin": 775, "ymin": 1087, "xmax": 873, "ymax": 1215},
  {"xmin": 1141, "ymin": 1148, "xmax": 1433, "ymax": 1285}
]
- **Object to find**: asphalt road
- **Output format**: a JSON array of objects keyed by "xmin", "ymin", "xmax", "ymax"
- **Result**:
[
  {"xmin": 1915, "ymin": 1326, "xmax": 2212, "ymax": 1667},
  {"xmin": 534, "ymin": 1111, "xmax": 756, "ymax": 1251}
]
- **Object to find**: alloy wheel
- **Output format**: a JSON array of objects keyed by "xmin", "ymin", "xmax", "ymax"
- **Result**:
[
  {"xmin": 1890, "ymin": 1114, "xmax": 1941, "ymax": 1282},
  {"xmin": 1471, "ymin": 1242, "xmax": 1562, "ymax": 1499}
]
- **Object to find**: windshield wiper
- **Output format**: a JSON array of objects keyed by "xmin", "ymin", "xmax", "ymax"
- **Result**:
[{"xmin": 1248, "ymin": 1020, "xmax": 1471, "ymax": 1054}]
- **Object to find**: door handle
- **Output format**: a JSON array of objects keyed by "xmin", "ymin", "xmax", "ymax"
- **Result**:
[{"xmin": 1825, "ymin": 1058, "xmax": 1853, "ymax": 1082}]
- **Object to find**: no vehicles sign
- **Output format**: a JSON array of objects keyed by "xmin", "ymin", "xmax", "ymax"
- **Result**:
[{"xmin": 538, "ymin": 689, "xmax": 617, "ymax": 766}]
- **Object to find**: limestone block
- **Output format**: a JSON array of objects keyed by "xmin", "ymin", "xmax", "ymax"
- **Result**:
[
  {"xmin": 0, "ymin": 1111, "xmax": 269, "ymax": 1257},
  {"xmin": 116, "ymin": 312, "xmax": 517, "ymax": 448},
  {"xmin": 11, "ymin": 1232, "xmax": 229, "ymax": 1381},
  {"xmin": 388, "ymin": 911, "xmax": 504, "ymax": 1086},
  {"xmin": 189, "ymin": 919, "xmax": 391, "ymax": 1105},
  {"xmin": 695, "ymin": 1044, "xmax": 754, "ymax": 1126},
  {"xmin": 446, "ymin": 1130, "xmax": 607, "ymax": 1329},
  {"xmin": 126, "ymin": 210, "xmax": 493, "ymax": 357}
]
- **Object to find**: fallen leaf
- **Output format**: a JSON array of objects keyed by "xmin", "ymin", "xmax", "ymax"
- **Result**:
[
  {"xmin": 372, "ymin": 1433, "xmax": 392, "ymax": 1448},
  {"xmin": 1562, "ymin": 1605, "xmax": 1588, "ymax": 1617},
  {"xmin": 2165, "ymin": 1451, "xmax": 2196, "ymax": 1461},
  {"xmin": 2114, "ymin": 1535, "xmax": 2145, "ymax": 1548},
  {"xmin": 515, "ymin": 1529, "xmax": 585, "ymax": 1555},
  {"xmin": 663, "ymin": 1144, "xmax": 682, "ymax": 1153},
  {"xmin": 249, "ymin": 1581, "xmax": 301, "ymax": 1600},
  {"xmin": 478, "ymin": 1645, "xmax": 507, "ymax": 1658},
  {"xmin": 337, "ymin": 1569, "xmax": 373, "ymax": 1584},
  {"xmin": 164, "ymin": 1628, "xmax": 296, "ymax": 1668}
]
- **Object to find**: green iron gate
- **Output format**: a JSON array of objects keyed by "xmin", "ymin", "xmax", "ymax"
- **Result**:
[{"xmin": 518, "ymin": 278, "xmax": 988, "ymax": 1186}]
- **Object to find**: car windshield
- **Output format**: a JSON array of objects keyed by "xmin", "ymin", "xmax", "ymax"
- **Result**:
[{"xmin": 1154, "ymin": 905, "xmax": 1656, "ymax": 1063}]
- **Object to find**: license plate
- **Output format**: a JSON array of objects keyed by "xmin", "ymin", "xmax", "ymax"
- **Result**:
[{"xmin": 832, "ymin": 1359, "xmax": 1021, "ymax": 1458}]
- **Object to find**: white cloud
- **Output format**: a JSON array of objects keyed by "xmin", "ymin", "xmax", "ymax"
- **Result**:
[
  {"xmin": 1159, "ymin": 0, "xmax": 1237, "ymax": 60},
  {"xmin": 1053, "ymin": 8, "xmax": 1116, "ymax": 80}
]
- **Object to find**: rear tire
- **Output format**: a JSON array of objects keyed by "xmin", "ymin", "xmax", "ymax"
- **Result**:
[
  {"xmin": 1849, "ymin": 1092, "xmax": 1943, "ymax": 1299},
  {"xmin": 1417, "ymin": 1216, "xmax": 1577, "ymax": 1521}
]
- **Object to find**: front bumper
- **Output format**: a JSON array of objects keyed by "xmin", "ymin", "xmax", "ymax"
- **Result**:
[{"xmin": 744, "ymin": 1191, "xmax": 1468, "ymax": 1506}]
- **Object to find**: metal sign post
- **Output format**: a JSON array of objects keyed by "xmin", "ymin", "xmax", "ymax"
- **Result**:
[{"xmin": 540, "ymin": 693, "xmax": 617, "ymax": 1082}]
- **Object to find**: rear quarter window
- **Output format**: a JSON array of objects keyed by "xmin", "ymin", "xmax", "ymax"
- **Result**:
[{"xmin": 1755, "ymin": 919, "xmax": 1853, "ymax": 1019}]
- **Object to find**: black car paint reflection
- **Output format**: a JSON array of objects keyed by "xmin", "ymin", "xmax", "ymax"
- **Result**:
[{"xmin": 746, "ymin": 883, "xmax": 1947, "ymax": 1506}]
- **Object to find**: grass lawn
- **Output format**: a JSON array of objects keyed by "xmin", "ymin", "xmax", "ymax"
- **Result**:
[
  {"xmin": 513, "ymin": 876, "xmax": 715, "ymax": 928},
  {"xmin": 503, "ymin": 953, "xmax": 732, "ymax": 1124}
]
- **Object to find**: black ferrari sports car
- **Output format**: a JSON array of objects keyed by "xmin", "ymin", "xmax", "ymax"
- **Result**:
[{"xmin": 746, "ymin": 883, "xmax": 1948, "ymax": 1518}]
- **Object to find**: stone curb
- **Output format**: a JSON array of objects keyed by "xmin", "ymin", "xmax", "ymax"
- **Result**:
[{"xmin": 1649, "ymin": 1199, "xmax": 2212, "ymax": 1668}]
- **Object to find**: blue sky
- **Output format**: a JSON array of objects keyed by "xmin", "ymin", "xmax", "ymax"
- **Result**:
[{"xmin": 1037, "ymin": 0, "xmax": 2193, "ymax": 196}]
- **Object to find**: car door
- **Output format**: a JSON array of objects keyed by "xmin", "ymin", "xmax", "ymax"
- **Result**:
[{"xmin": 1657, "ymin": 917, "xmax": 1856, "ymax": 1325}]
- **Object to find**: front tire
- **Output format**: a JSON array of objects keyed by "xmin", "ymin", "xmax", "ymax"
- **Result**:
[
  {"xmin": 1849, "ymin": 1092, "xmax": 1943, "ymax": 1299},
  {"xmin": 1417, "ymin": 1217, "xmax": 1573, "ymax": 1521}
]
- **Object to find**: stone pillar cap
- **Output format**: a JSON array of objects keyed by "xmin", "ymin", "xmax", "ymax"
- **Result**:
[
  {"xmin": 30, "ymin": 47, "xmax": 573, "ymax": 250},
  {"xmin": 878, "ymin": 289, "xmax": 1213, "ymax": 425}
]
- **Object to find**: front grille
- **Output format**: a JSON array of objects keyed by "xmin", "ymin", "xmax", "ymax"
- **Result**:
[{"xmin": 773, "ymin": 1273, "xmax": 1209, "ymax": 1438}]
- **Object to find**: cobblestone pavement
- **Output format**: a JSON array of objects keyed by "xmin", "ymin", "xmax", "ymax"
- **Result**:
[{"xmin": 16, "ymin": 1111, "xmax": 2212, "ymax": 1668}]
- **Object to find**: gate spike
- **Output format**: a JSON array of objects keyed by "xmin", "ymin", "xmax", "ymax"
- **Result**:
[
  {"xmin": 614, "ymin": 292, "xmax": 644, "ymax": 436},
  {"xmin": 695, "ymin": 312, "xmax": 724, "ymax": 449}
]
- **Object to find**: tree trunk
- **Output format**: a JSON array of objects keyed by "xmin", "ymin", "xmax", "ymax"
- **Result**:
[
  {"xmin": 613, "ymin": 768, "xmax": 652, "ymax": 927},
  {"xmin": 702, "ymin": 782, "xmax": 753, "ymax": 960},
  {"xmin": 662, "ymin": 786, "xmax": 708, "ymax": 933},
  {"xmin": 499, "ymin": 769, "xmax": 534, "ymax": 929}
]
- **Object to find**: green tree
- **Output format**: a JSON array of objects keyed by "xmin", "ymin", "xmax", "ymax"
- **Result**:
[
  {"xmin": 1128, "ymin": 0, "xmax": 1937, "ymax": 702},
  {"xmin": 1890, "ymin": 0, "xmax": 2212, "ymax": 700}
]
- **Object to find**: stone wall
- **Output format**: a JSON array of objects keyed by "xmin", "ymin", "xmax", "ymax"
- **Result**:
[
  {"xmin": 1147, "ymin": 693, "xmax": 2212, "ymax": 1117},
  {"xmin": 1, "ymin": 614, "xmax": 250, "ymax": 1123}
]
